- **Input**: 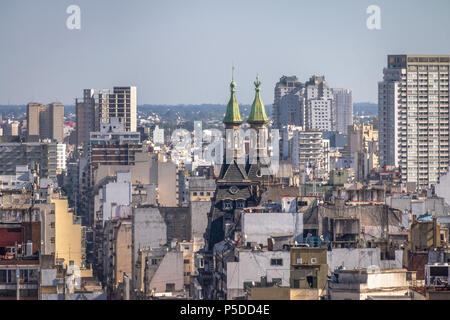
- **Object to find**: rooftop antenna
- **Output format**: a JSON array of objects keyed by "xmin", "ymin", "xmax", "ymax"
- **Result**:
[{"xmin": 232, "ymin": 63, "xmax": 235, "ymax": 81}]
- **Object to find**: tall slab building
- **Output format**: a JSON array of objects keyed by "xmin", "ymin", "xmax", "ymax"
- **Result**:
[
  {"xmin": 332, "ymin": 88, "xmax": 353, "ymax": 134},
  {"xmin": 378, "ymin": 55, "xmax": 450, "ymax": 189},
  {"xmin": 27, "ymin": 102, "xmax": 64, "ymax": 143}
]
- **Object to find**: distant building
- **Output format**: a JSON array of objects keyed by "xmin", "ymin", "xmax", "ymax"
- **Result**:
[
  {"xmin": 27, "ymin": 102, "xmax": 64, "ymax": 143},
  {"xmin": 76, "ymin": 89, "xmax": 100, "ymax": 147},
  {"xmin": 153, "ymin": 125, "xmax": 164, "ymax": 145},
  {"xmin": 332, "ymin": 88, "xmax": 353, "ymax": 134},
  {"xmin": 273, "ymin": 76, "xmax": 304, "ymax": 128},
  {"xmin": 76, "ymin": 86, "xmax": 138, "ymax": 147},
  {"xmin": 273, "ymin": 76, "xmax": 305, "ymax": 129},
  {"xmin": 304, "ymin": 76, "xmax": 334, "ymax": 131},
  {"xmin": 4, "ymin": 121, "xmax": 20, "ymax": 136}
]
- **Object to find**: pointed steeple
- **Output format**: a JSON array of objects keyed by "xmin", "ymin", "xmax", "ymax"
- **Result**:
[
  {"xmin": 247, "ymin": 75, "xmax": 268, "ymax": 125},
  {"xmin": 223, "ymin": 71, "xmax": 243, "ymax": 125}
]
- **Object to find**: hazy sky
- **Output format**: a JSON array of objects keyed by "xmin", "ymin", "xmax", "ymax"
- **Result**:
[{"xmin": 1, "ymin": 0, "xmax": 450, "ymax": 106}]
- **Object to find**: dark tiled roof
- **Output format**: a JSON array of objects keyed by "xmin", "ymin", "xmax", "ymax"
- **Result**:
[{"xmin": 218, "ymin": 160, "xmax": 248, "ymax": 182}]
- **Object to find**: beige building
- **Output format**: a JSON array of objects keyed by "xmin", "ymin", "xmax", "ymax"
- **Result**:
[
  {"xmin": 102, "ymin": 218, "xmax": 132, "ymax": 298},
  {"xmin": 53, "ymin": 199, "xmax": 92, "ymax": 277},
  {"xmin": 27, "ymin": 102, "xmax": 64, "ymax": 142},
  {"xmin": 378, "ymin": 55, "xmax": 450, "ymax": 189},
  {"xmin": 328, "ymin": 268, "xmax": 411, "ymax": 300}
]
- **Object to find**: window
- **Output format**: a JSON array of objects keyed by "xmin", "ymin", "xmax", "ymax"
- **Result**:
[
  {"xmin": 311, "ymin": 258, "xmax": 317, "ymax": 264},
  {"xmin": 272, "ymin": 278, "xmax": 282, "ymax": 286},
  {"xmin": 165, "ymin": 283, "xmax": 175, "ymax": 292},
  {"xmin": 151, "ymin": 259, "xmax": 159, "ymax": 265},
  {"xmin": 296, "ymin": 258, "xmax": 303, "ymax": 264},
  {"xmin": 0, "ymin": 270, "xmax": 6, "ymax": 283},
  {"xmin": 270, "ymin": 259, "xmax": 283, "ymax": 266},
  {"xmin": 223, "ymin": 201, "xmax": 232, "ymax": 210},
  {"xmin": 184, "ymin": 259, "xmax": 190, "ymax": 264}
]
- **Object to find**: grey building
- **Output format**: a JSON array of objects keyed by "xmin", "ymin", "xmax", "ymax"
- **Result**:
[
  {"xmin": 0, "ymin": 142, "xmax": 58, "ymax": 181},
  {"xmin": 332, "ymin": 88, "xmax": 353, "ymax": 134},
  {"xmin": 272, "ymin": 76, "xmax": 304, "ymax": 129},
  {"xmin": 189, "ymin": 176, "xmax": 216, "ymax": 247}
]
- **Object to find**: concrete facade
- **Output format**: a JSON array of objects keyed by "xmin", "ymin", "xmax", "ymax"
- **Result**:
[{"xmin": 226, "ymin": 250, "xmax": 290, "ymax": 300}]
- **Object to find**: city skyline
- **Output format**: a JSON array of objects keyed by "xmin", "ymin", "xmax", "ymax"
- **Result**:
[
  {"xmin": 1, "ymin": 0, "xmax": 450, "ymax": 304},
  {"xmin": 1, "ymin": 0, "xmax": 450, "ymax": 105}
]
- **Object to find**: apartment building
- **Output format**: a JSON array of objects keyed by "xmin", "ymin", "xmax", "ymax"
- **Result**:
[
  {"xmin": 76, "ymin": 86, "xmax": 137, "ymax": 147},
  {"xmin": 89, "ymin": 117, "xmax": 141, "ymax": 175},
  {"xmin": 290, "ymin": 127, "xmax": 328, "ymax": 176},
  {"xmin": 304, "ymin": 76, "xmax": 334, "ymax": 131},
  {"xmin": 378, "ymin": 55, "xmax": 450, "ymax": 189}
]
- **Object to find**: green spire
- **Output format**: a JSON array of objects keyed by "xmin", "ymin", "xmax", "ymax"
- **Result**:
[
  {"xmin": 247, "ymin": 75, "xmax": 268, "ymax": 125},
  {"xmin": 223, "ymin": 76, "xmax": 243, "ymax": 125}
]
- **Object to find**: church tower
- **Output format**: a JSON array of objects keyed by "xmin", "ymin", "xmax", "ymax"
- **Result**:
[
  {"xmin": 206, "ymin": 76, "xmax": 257, "ymax": 250},
  {"xmin": 246, "ymin": 76, "xmax": 270, "ymax": 182}
]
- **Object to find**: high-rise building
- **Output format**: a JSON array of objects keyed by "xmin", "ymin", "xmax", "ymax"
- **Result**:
[
  {"xmin": 272, "ymin": 76, "xmax": 304, "ymax": 129},
  {"xmin": 76, "ymin": 89, "xmax": 100, "ymax": 147},
  {"xmin": 100, "ymin": 86, "xmax": 137, "ymax": 133},
  {"xmin": 332, "ymin": 88, "xmax": 353, "ymax": 134},
  {"xmin": 378, "ymin": 55, "xmax": 450, "ymax": 189},
  {"xmin": 76, "ymin": 86, "xmax": 137, "ymax": 147},
  {"xmin": 27, "ymin": 102, "xmax": 64, "ymax": 143},
  {"xmin": 304, "ymin": 76, "xmax": 334, "ymax": 131}
]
